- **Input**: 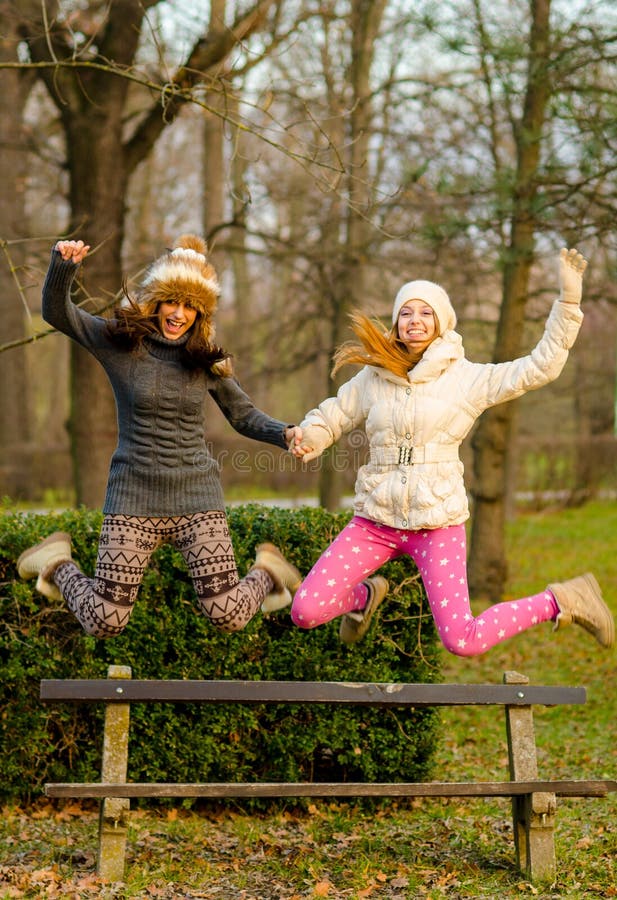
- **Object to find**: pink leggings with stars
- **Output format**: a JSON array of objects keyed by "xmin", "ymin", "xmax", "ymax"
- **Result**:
[{"xmin": 290, "ymin": 515, "xmax": 559, "ymax": 656}]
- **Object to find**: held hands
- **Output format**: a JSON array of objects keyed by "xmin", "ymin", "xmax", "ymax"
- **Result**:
[
  {"xmin": 559, "ymin": 247, "xmax": 587, "ymax": 305},
  {"xmin": 285, "ymin": 426, "xmax": 303, "ymax": 452},
  {"xmin": 55, "ymin": 239, "xmax": 90, "ymax": 265},
  {"xmin": 285, "ymin": 425, "xmax": 319, "ymax": 462},
  {"xmin": 289, "ymin": 424, "xmax": 327, "ymax": 462},
  {"xmin": 289, "ymin": 442, "xmax": 315, "ymax": 462},
  {"xmin": 285, "ymin": 427, "xmax": 318, "ymax": 461},
  {"xmin": 286, "ymin": 427, "xmax": 321, "ymax": 462},
  {"xmin": 290, "ymin": 442, "xmax": 320, "ymax": 462}
]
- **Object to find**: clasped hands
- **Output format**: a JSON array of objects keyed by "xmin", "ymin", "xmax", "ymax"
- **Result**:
[{"xmin": 286, "ymin": 426, "xmax": 317, "ymax": 460}]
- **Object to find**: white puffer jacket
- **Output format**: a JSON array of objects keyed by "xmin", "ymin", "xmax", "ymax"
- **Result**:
[{"xmin": 300, "ymin": 299, "xmax": 583, "ymax": 530}]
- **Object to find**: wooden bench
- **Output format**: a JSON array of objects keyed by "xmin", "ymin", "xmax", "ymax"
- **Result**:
[{"xmin": 40, "ymin": 666, "xmax": 616, "ymax": 884}]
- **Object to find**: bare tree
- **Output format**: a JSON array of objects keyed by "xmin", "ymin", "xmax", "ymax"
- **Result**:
[
  {"xmin": 466, "ymin": 0, "xmax": 616, "ymax": 597},
  {"xmin": 218, "ymin": 0, "xmax": 390, "ymax": 508},
  {"xmin": 387, "ymin": 0, "xmax": 617, "ymax": 598},
  {"xmin": 308, "ymin": 0, "xmax": 389, "ymax": 509},
  {"xmin": 15, "ymin": 0, "xmax": 282, "ymax": 506},
  {"xmin": 0, "ymin": 1, "xmax": 36, "ymax": 498},
  {"xmin": 467, "ymin": 0, "xmax": 554, "ymax": 597},
  {"xmin": 203, "ymin": 0, "xmax": 227, "ymax": 277}
]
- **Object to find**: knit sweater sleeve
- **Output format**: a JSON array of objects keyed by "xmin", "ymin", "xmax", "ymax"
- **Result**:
[
  {"xmin": 209, "ymin": 377, "xmax": 290, "ymax": 449},
  {"xmin": 41, "ymin": 249, "xmax": 108, "ymax": 349}
]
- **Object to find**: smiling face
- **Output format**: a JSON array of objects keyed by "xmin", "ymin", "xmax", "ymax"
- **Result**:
[
  {"xmin": 397, "ymin": 299, "xmax": 437, "ymax": 353},
  {"xmin": 156, "ymin": 300, "xmax": 198, "ymax": 340}
]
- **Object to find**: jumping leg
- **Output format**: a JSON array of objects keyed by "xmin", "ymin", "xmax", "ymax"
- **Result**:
[
  {"xmin": 175, "ymin": 511, "xmax": 281, "ymax": 632},
  {"xmin": 53, "ymin": 515, "xmax": 158, "ymax": 638},
  {"xmin": 411, "ymin": 525, "xmax": 558, "ymax": 656}
]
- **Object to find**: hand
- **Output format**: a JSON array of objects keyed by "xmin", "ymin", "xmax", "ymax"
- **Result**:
[
  {"xmin": 285, "ymin": 426, "xmax": 303, "ymax": 451},
  {"xmin": 559, "ymin": 247, "xmax": 587, "ymax": 305},
  {"xmin": 55, "ymin": 239, "xmax": 90, "ymax": 265},
  {"xmin": 290, "ymin": 442, "xmax": 319, "ymax": 462}
]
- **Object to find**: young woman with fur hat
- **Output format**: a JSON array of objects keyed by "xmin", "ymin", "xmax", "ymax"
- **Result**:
[
  {"xmin": 289, "ymin": 248, "xmax": 614, "ymax": 653},
  {"xmin": 17, "ymin": 237, "xmax": 301, "ymax": 637}
]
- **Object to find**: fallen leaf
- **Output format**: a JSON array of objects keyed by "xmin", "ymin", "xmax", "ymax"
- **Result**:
[
  {"xmin": 357, "ymin": 886, "xmax": 377, "ymax": 898},
  {"xmin": 575, "ymin": 836, "xmax": 593, "ymax": 850}
]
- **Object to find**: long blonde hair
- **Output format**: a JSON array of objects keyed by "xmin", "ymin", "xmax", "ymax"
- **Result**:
[{"xmin": 332, "ymin": 312, "xmax": 432, "ymax": 379}]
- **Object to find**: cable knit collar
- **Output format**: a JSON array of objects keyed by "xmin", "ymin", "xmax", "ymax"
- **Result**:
[{"xmin": 143, "ymin": 330, "xmax": 190, "ymax": 361}]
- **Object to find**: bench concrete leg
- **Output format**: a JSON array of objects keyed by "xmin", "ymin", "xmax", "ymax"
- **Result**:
[
  {"xmin": 514, "ymin": 791, "xmax": 557, "ymax": 883},
  {"xmin": 97, "ymin": 665, "xmax": 132, "ymax": 882},
  {"xmin": 504, "ymin": 671, "xmax": 556, "ymax": 883}
]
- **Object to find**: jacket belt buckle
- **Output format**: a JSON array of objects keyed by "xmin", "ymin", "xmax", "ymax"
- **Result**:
[{"xmin": 398, "ymin": 446, "xmax": 413, "ymax": 466}]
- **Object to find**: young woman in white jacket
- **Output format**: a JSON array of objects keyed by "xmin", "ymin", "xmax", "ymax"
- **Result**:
[{"xmin": 290, "ymin": 248, "xmax": 614, "ymax": 654}]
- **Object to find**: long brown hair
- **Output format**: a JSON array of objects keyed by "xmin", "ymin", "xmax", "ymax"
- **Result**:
[
  {"xmin": 105, "ymin": 286, "xmax": 233, "ymax": 376},
  {"xmin": 332, "ymin": 313, "xmax": 429, "ymax": 379}
]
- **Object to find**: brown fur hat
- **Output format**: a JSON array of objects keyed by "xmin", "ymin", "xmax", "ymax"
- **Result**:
[{"xmin": 136, "ymin": 234, "xmax": 220, "ymax": 342}]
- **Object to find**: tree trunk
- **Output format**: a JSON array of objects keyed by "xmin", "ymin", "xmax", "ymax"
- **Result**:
[
  {"xmin": 468, "ymin": 0, "xmax": 552, "ymax": 599},
  {"xmin": 229, "ymin": 98, "xmax": 252, "ymax": 329},
  {"xmin": 203, "ymin": 0, "xmax": 227, "ymax": 274},
  {"xmin": 0, "ymin": 9, "xmax": 34, "ymax": 499},
  {"xmin": 50, "ymin": 68, "xmax": 134, "ymax": 504},
  {"xmin": 318, "ymin": 0, "xmax": 387, "ymax": 511},
  {"xmin": 224, "ymin": 97, "xmax": 261, "ymax": 398}
]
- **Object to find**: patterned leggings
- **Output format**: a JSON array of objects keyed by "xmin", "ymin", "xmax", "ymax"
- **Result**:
[
  {"xmin": 290, "ymin": 516, "xmax": 559, "ymax": 656},
  {"xmin": 52, "ymin": 511, "xmax": 271, "ymax": 638}
]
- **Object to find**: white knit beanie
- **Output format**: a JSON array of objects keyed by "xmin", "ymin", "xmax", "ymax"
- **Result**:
[{"xmin": 391, "ymin": 280, "xmax": 457, "ymax": 336}]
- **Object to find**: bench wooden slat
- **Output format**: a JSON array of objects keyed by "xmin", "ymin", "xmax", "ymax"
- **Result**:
[
  {"xmin": 45, "ymin": 779, "xmax": 616, "ymax": 799},
  {"xmin": 39, "ymin": 679, "xmax": 586, "ymax": 707}
]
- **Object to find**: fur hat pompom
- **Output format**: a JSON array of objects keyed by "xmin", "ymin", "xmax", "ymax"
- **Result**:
[{"xmin": 137, "ymin": 233, "xmax": 221, "ymax": 321}]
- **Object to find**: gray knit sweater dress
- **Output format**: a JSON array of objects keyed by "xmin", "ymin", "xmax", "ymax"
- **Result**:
[{"xmin": 42, "ymin": 250, "xmax": 290, "ymax": 516}]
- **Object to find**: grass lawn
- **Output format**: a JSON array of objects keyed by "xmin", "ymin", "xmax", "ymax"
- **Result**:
[{"xmin": 1, "ymin": 501, "xmax": 615, "ymax": 899}]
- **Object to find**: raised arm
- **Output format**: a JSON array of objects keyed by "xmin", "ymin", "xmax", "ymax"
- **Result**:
[
  {"xmin": 463, "ymin": 247, "xmax": 587, "ymax": 413},
  {"xmin": 42, "ymin": 239, "xmax": 109, "ymax": 350}
]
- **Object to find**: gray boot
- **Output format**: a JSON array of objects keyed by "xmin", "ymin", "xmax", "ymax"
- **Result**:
[{"xmin": 549, "ymin": 572, "xmax": 614, "ymax": 648}]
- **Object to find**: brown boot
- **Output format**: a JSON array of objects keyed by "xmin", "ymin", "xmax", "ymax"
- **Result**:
[
  {"xmin": 252, "ymin": 543, "xmax": 302, "ymax": 614},
  {"xmin": 549, "ymin": 573, "xmax": 614, "ymax": 648},
  {"xmin": 17, "ymin": 531, "xmax": 73, "ymax": 602},
  {"xmin": 339, "ymin": 575, "xmax": 389, "ymax": 644}
]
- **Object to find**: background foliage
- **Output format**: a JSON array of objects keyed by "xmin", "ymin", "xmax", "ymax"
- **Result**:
[{"xmin": 0, "ymin": 505, "xmax": 441, "ymax": 803}]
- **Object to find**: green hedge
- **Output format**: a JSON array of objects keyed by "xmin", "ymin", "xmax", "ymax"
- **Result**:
[{"xmin": 0, "ymin": 504, "xmax": 442, "ymax": 803}]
